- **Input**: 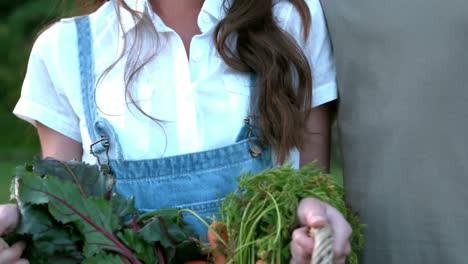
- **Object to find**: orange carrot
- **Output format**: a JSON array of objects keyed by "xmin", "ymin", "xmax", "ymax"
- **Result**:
[{"xmin": 207, "ymin": 221, "xmax": 228, "ymax": 264}]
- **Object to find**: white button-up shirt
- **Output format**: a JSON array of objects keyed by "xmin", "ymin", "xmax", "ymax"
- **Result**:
[{"xmin": 14, "ymin": 0, "xmax": 337, "ymax": 166}]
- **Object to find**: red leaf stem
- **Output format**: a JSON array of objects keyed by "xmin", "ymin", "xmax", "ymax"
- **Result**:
[
  {"xmin": 24, "ymin": 183, "xmax": 143, "ymax": 264},
  {"xmin": 59, "ymin": 161, "xmax": 87, "ymax": 198},
  {"xmin": 131, "ymin": 216, "xmax": 140, "ymax": 231},
  {"xmin": 156, "ymin": 215, "xmax": 177, "ymax": 245},
  {"xmin": 155, "ymin": 242, "xmax": 167, "ymax": 264}
]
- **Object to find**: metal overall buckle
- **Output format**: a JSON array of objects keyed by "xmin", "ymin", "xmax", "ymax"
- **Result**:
[
  {"xmin": 90, "ymin": 136, "xmax": 112, "ymax": 175},
  {"xmin": 244, "ymin": 117, "xmax": 262, "ymax": 158}
]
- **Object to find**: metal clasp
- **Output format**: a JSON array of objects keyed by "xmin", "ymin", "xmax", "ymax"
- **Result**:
[
  {"xmin": 90, "ymin": 136, "xmax": 112, "ymax": 175},
  {"xmin": 244, "ymin": 117, "xmax": 262, "ymax": 158}
]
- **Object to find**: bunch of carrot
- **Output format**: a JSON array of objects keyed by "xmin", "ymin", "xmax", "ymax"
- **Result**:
[
  {"xmin": 186, "ymin": 163, "xmax": 363, "ymax": 264},
  {"xmin": 185, "ymin": 221, "xmax": 264, "ymax": 264}
]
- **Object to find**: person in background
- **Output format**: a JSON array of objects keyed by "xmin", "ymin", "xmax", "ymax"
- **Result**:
[
  {"xmin": 0, "ymin": 0, "xmax": 352, "ymax": 263},
  {"xmin": 320, "ymin": 0, "xmax": 468, "ymax": 263}
]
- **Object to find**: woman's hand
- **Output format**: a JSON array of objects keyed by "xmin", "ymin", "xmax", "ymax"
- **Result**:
[
  {"xmin": 0, "ymin": 204, "xmax": 28, "ymax": 264},
  {"xmin": 290, "ymin": 198, "xmax": 351, "ymax": 264}
]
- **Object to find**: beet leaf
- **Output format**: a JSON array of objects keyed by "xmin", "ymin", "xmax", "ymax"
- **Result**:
[
  {"xmin": 33, "ymin": 157, "xmax": 114, "ymax": 198},
  {"xmin": 9, "ymin": 159, "xmax": 204, "ymax": 264}
]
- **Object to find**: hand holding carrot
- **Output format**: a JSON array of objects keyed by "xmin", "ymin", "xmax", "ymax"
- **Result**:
[
  {"xmin": 290, "ymin": 198, "xmax": 351, "ymax": 264},
  {"xmin": 186, "ymin": 165, "xmax": 362, "ymax": 264}
]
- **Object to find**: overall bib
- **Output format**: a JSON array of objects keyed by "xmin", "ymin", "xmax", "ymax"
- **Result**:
[{"xmin": 74, "ymin": 16, "xmax": 273, "ymax": 235}]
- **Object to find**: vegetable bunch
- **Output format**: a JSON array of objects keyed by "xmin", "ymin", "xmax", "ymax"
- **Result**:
[
  {"xmin": 5, "ymin": 158, "xmax": 363, "ymax": 264},
  {"xmin": 214, "ymin": 163, "xmax": 364, "ymax": 264},
  {"xmin": 5, "ymin": 158, "xmax": 203, "ymax": 264}
]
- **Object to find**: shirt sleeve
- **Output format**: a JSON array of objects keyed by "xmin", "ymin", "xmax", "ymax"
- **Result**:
[
  {"xmin": 281, "ymin": 0, "xmax": 338, "ymax": 107},
  {"xmin": 13, "ymin": 24, "xmax": 82, "ymax": 142}
]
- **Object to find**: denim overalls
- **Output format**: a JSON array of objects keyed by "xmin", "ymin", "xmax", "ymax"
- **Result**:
[{"xmin": 74, "ymin": 16, "xmax": 272, "ymax": 235}]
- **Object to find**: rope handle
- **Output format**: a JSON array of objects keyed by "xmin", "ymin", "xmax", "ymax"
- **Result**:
[{"xmin": 309, "ymin": 224, "xmax": 334, "ymax": 264}]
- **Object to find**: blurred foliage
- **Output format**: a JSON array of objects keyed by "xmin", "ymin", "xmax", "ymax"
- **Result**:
[
  {"xmin": 0, "ymin": 0, "xmax": 75, "ymax": 112},
  {"xmin": 0, "ymin": 0, "xmax": 76, "ymax": 160},
  {"xmin": 0, "ymin": 0, "xmax": 77, "ymax": 201}
]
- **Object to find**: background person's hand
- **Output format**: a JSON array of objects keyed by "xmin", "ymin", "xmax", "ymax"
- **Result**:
[
  {"xmin": 290, "ymin": 197, "xmax": 351, "ymax": 264},
  {"xmin": 0, "ymin": 204, "xmax": 28, "ymax": 264}
]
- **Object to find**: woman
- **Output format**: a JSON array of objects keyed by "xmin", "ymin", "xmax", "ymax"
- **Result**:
[{"xmin": 0, "ymin": 0, "xmax": 351, "ymax": 263}]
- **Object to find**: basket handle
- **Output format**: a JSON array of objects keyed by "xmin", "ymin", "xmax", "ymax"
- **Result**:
[{"xmin": 309, "ymin": 224, "xmax": 334, "ymax": 264}]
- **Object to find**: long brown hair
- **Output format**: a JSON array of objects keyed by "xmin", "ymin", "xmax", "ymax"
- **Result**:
[{"xmin": 78, "ymin": 0, "xmax": 312, "ymax": 162}]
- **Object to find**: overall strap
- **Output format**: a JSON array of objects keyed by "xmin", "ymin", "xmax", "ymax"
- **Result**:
[
  {"xmin": 248, "ymin": 74, "xmax": 261, "ymax": 132},
  {"xmin": 75, "ymin": 16, "xmax": 123, "ymax": 171},
  {"xmin": 75, "ymin": 16, "xmax": 99, "ymax": 142}
]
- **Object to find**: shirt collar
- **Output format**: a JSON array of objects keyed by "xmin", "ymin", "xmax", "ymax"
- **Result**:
[
  {"xmin": 118, "ymin": 0, "xmax": 227, "ymax": 34},
  {"xmin": 202, "ymin": 0, "xmax": 226, "ymax": 21}
]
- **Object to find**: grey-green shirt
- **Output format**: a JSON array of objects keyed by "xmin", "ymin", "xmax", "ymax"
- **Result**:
[{"xmin": 320, "ymin": 1, "xmax": 468, "ymax": 263}]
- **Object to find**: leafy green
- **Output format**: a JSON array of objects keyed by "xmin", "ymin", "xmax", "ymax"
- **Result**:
[
  {"xmin": 9, "ymin": 158, "xmax": 203, "ymax": 264},
  {"xmin": 33, "ymin": 157, "xmax": 115, "ymax": 198},
  {"xmin": 16, "ymin": 164, "xmax": 124, "ymax": 258},
  {"xmin": 110, "ymin": 193, "xmax": 138, "ymax": 220},
  {"xmin": 82, "ymin": 253, "xmax": 125, "ymax": 264},
  {"xmin": 219, "ymin": 163, "xmax": 364, "ymax": 264},
  {"xmin": 118, "ymin": 229, "xmax": 156, "ymax": 264},
  {"xmin": 7, "ymin": 157, "xmax": 362, "ymax": 264},
  {"xmin": 138, "ymin": 208, "xmax": 202, "ymax": 262}
]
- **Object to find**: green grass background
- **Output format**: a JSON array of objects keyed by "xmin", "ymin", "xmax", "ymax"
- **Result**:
[{"xmin": 0, "ymin": 111, "xmax": 41, "ymax": 203}]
